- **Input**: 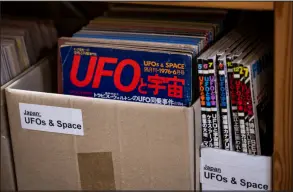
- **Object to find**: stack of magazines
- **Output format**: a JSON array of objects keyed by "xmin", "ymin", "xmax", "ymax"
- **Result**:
[
  {"xmin": 198, "ymin": 21, "xmax": 273, "ymax": 156},
  {"xmin": 57, "ymin": 4, "xmax": 229, "ymax": 107},
  {"xmin": 1, "ymin": 17, "xmax": 57, "ymax": 86}
]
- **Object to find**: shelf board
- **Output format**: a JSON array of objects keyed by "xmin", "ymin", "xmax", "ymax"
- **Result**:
[
  {"xmin": 273, "ymin": 2, "xmax": 293, "ymax": 190},
  {"xmin": 121, "ymin": 2, "xmax": 274, "ymax": 11}
]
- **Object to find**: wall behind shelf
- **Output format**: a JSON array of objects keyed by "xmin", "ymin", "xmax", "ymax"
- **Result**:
[{"xmin": 1, "ymin": 2, "xmax": 108, "ymax": 37}]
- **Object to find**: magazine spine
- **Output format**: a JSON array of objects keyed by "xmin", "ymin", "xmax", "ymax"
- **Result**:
[
  {"xmin": 198, "ymin": 58, "xmax": 210, "ymax": 147},
  {"xmin": 218, "ymin": 59, "xmax": 233, "ymax": 150},
  {"xmin": 227, "ymin": 57, "xmax": 242, "ymax": 152},
  {"xmin": 209, "ymin": 57, "xmax": 222, "ymax": 149},
  {"xmin": 234, "ymin": 63, "xmax": 248, "ymax": 153}
]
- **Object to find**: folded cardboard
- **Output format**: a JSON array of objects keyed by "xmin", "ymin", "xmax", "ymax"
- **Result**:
[
  {"xmin": 1, "ymin": 60, "xmax": 47, "ymax": 191},
  {"xmin": 200, "ymin": 147, "xmax": 272, "ymax": 191},
  {"xmin": 1, "ymin": 54, "xmax": 56, "ymax": 191},
  {"xmin": 1, "ymin": 56, "xmax": 53, "ymax": 190},
  {"xmin": 5, "ymin": 58, "xmax": 202, "ymax": 190},
  {"xmin": 1, "ymin": 88, "xmax": 16, "ymax": 191}
]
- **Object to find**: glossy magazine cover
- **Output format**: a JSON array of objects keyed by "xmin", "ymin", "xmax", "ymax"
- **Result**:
[{"xmin": 60, "ymin": 45, "xmax": 194, "ymax": 106}]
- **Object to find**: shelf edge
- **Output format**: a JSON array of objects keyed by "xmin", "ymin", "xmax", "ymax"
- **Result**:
[{"xmin": 118, "ymin": 2, "xmax": 274, "ymax": 11}]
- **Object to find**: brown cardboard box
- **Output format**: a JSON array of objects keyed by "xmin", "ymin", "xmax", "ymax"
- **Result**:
[{"xmin": 5, "ymin": 59, "xmax": 201, "ymax": 190}]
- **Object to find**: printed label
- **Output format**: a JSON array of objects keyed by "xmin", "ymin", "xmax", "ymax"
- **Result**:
[
  {"xmin": 200, "ymin": 148, "xmax": 271, "ymax": 191},
  {"xmin": 19, "ymin": 103, "xmax": 84, "ymax": 136}
]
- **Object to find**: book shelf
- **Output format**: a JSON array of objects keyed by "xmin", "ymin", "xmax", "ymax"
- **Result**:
[
  {"xmin": 121, "ymin": 1, "xmax": 292, "ymax": 190},
  {"xmin": 1, "ymin": 1, "xmax": 291, "ymax": 191}
]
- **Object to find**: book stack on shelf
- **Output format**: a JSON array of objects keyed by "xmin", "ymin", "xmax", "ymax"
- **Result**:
[
  {"xmin": 198, "ymin": 22, "xmax": 273, "ymax": 155},
  {"xmin": 1, "ymin": 17, "xmax": 57, "ymax": 86}
]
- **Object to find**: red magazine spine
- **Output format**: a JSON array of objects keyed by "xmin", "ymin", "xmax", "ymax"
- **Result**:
[
  {"xmin": 234, "ymin": 63, "xmax": 248, "ymax": 153},
  {"xmin": 227, "ymin": 58, "xmax": 242, "ymax": 152}
]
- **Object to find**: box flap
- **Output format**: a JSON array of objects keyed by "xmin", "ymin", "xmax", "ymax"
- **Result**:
[
  {"xmin": 1, "ymin": 136, "xmax": 16, "ymax": 191},
  {"xmin": 1, "ymin": 56, "xmax": 54, "ymax": 191},
  {"xmin": 192, "ymin": 100, "xmax": 201, "ymax": 191}
]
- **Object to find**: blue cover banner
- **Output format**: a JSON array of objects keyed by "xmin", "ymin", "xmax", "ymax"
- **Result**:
[{"xmin": 60, "ymin": 45, "xmax": 193, "ymax": 106}]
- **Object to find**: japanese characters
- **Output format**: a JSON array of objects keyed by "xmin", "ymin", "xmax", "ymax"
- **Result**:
[
  {"xmin": 58, "ymin": 8, "xmax": 227, "ymax": 106},
  {"xmin": 198, "ymin": 23, "xmax": 273, "ymax": 156},
  {"xmin": 60, "ymin": 44, "xmax": 193, "ymax": 106}
]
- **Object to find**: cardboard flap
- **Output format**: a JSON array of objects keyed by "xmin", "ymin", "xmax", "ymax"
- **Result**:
[
  {"xmin": 6, "ymin": 57, "xmax": 53, "ymax": 93},
  {"xmin": 1, "ymin": 136, "xmax": 16, "ymax": 190},
  {"xmin": 1, "ymin": 55, "xmax": 54, "ymax": 191},
  {"xmin": 192, "ymin": 100, "xmax": 201, "ymax": 191},
  {"xmin": 1, "ymin": 56, "xmax": 51, "ymax": 137}
]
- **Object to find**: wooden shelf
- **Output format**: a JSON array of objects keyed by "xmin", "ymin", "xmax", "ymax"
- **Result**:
[
  {"xmin": 122, "ymin": 2, "xmax": 274, "ymax": 11},
  {"xmin": 273, "ymin": 2, "xmax": 293, "ymax": 190}
]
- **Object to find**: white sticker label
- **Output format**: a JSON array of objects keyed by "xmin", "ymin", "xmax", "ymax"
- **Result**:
[
  {"xmin": 19, "ymin": 103, "xmax": 84, "ymax": 136},
  {"xmin": 200, "ymin": 148, "xmax": 271, "ymax": 191}
]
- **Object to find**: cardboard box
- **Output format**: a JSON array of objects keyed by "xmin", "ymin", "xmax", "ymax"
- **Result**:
[
  {"xmin": 200, "ymin": 147, "xmax": 272, "ymax": 191},
  {"xmin": 5, "ymin": 58, "xmax": 202, "ymax": 190}
]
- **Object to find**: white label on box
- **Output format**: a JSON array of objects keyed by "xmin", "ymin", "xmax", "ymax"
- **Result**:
[
  {"xmin": 19, "ymin": 103, "xmax": 84, "ymax": 136},
  {"xmin": 200, "ymin": 148, "xmax": 271, "ymax": 191}
]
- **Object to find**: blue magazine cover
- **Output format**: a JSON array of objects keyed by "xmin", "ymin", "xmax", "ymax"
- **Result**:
[{"xmin": 60, "ymin": 44, "xmax": 193, "ymax": 106}]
